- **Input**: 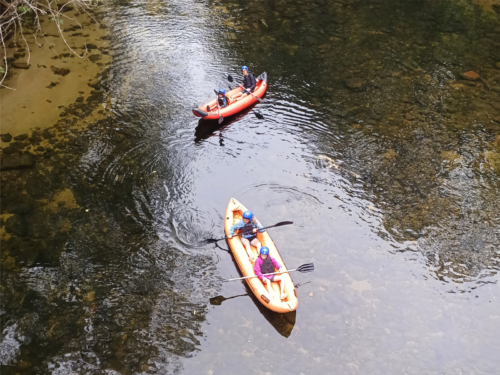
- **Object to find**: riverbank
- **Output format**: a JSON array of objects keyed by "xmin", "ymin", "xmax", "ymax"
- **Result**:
[{"xmin": 0, "ymin": 5, "xmax": 111, "ymax": 140}]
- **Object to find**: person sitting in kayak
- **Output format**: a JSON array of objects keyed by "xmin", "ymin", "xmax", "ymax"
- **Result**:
[
  {"xmin": 254, "ymin": 247, "xmax": 287, "ymax": 300},
  {"xmin": 218, "ymin": 89, "xmax": 231, "ymax": 108},
  {"xmin": 232, "ymin": 66, "xmax": 256, "ymax": 100},
  {"xmin": 229, "ymin": 210, "xmax": 265, "ymax": 261}
]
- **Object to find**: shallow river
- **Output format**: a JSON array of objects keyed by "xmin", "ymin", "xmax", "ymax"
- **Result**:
[{"xmin": 1, "ymin": 0, "xmax": 500, "ymax": 374}]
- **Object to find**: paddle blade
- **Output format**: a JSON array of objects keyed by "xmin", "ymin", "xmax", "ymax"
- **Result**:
[
  {"xmin": 227, "ymin": 74, "xmax": 234, "ymax": 82},
  {"xmin": 297, "ymin": 263, "xmax": 314, "ymax": 273},
  {"xmin": 210, "ymin": 296, "xmax": 224, "ymax": 305},
  {"xmin": 254, "ymin": 112, "xmax": 264, "ymax": 120},
  {"xmin": 214, "ymin": 89, "xmax": 219, "ymax": 95},
  {"xmin": 202, "ymin": 238, "xmax": 219, "ymax": 244},
  {"xmin": 218, "ymin": 117, "xmax": 223, "ymax": 124},
  {"xmin": 273, "ymin": 221, "xmax": 293, "ymax": 227}
]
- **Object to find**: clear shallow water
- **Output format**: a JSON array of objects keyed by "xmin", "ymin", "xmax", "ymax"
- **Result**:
[{"xmin": 1, "ymin": 0, "xmax": 500, "ymax": 374}]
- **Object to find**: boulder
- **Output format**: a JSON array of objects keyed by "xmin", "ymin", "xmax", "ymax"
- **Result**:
[
  {"xmin": 0, "ymin": 154, "xmax": 35, "ymax": 170},
  {"xmin": 13, "ymin": 62, "xmax": 30, "ymax": 69},
  {"xmin": 5, "ymin": 215, "xmax": 29, "ymax": 237},
  {"xmin": 460, "ymin": 71, "xmax": 480, "ymax": 81},
  {"xmin": 1, "ymin": 133, "xmax": 12, "ymax": 142},
  {"xmin": 13, "ymin": 133, "xmax": 28, "ymax": 141}
]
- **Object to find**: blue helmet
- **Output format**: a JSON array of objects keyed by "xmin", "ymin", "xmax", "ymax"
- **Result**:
[
  {"xmin": 260, "ymin": 247, "xmax": 269, "ymax": 255},
  {"xmin": 218, "ymin": 89, "xmax": 226, "ymax": 95},
  {"xmin": 242, "ymin": 211, "xmax": 253, "ymax": 220},
  {"xmin": 241, "ymin": 65, "xmax": 249, "ymax": 72}
]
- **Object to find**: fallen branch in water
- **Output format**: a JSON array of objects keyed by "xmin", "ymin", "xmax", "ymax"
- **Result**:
[{"xmin": 0, "ymin": 0, "xmax": 99, "ymax": 87}]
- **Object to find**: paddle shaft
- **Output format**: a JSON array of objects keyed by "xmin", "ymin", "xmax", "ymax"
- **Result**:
[
  {"xmin": 238, "ymin": 84, "xmax": 262, "ymax": 102},
  {"xmin": 226, "ymin": 222, "xmax": 291, "ymax": 241},
  {"xmin": 216, "ymin": 97, "xmax": 223, "ymax": 123},
  {"xmin": 226, "ymin": 269, "xmax": 296, "ymax": 282}
]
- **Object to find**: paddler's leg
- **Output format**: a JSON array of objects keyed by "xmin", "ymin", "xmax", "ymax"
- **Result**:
[
  {"xmin": 262, "ymin": 277, "xmax": 273, "ymax": 297},
  {"xmin": 274, "ymin": 275, "xmax": 287, "ymax": 300},
  {"xmin": 240, "ymin": 237, "xmax": 256, "ymax": 262},
  {"xmin": 250, "ymin": 238, "xmax": 261, "ymax": 253}
]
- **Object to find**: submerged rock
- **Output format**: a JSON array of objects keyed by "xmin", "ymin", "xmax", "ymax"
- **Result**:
[
  {"xmin": 496, "ymin": 62, "xmax": 500, "ymax": 69},
  {"xmin": 89, "ymin": 54, "xmax": 102, "ymax": 62},
  {"xmin": 1, "ymin": 154, "xmax": 35, "ymax": 170},
  {"xmin": 2, "ymin": 146, "xmax": 18, "ymax": 155},
  {"xmin": 13, "ymin": 62, "xmax": 30, "ymax": 69},
  {"xmin": 51, "ymin": 66, "xmax": 71, "ymax": 76},
  {"xmin": 460, "ymin": 71, "xmax": 479, "ymax": 81},
  {"xmin": 1, "ymin": 133, "xmax": 12, "ymax": 142},
  {"xmin": 345, "ymin": 78, "xmax": 365, "ymax": 90},
  {"xmin": 1, "ymin": 256, "xmax": 16, "ymax": 271},
  {"xmin": 6, "ymin": 202, "xmax": 33, "ymax": 215},
  {"xmin": 13, "ymin": 134, "xmax": 28, "ymax": 141},
  {"xmin": 5, "ymin": 215, "xmax": 29, "ymax": 237}
]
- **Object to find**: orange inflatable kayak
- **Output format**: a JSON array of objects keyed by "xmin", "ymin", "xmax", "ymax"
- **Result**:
[
  {"xmin": 192, "ymin": 72, "xmax": 267, "ymax": 119},
  {"xmin": 224, "ymin": 198, "xmax": 299, "ymax": 313}
]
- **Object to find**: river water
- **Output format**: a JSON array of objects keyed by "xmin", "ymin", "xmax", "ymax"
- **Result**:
[{"xmin": 1, "ymin": 0, "xmax": 500, "ymax": 374}]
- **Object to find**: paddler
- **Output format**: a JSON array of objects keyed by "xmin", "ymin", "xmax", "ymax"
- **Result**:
[
  {"xmin": 217, "ymin": 89, "xmax": 231, "ymax": 108},
  {"xmin": 231, "ymin": 65, "xmax": 256, "ymax": 100},
  {"xmin": 228, "ymin": 210, "xmax": 265, "ymax": 261},
  {"xmin": 254, "ymin": 247, "xmax": 287, "ymax": 300}
]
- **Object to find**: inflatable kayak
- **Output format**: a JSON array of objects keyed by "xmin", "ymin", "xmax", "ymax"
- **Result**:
[
  {"xmin": 192, "ymin": 72, "xmax": 267, "ymax": 120},
  {"xmin": 224, "ymin": 198, "xmax": 298, "ymax": 313}
]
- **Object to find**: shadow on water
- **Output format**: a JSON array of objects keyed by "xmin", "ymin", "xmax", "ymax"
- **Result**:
[{"xmin": 209, "ymin": 290, "xmax": 296, "ymax": 338}]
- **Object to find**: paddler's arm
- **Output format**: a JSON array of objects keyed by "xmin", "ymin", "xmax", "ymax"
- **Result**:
[
  {"xmin": 254, "ymin": 258, "xmax": 264, "ymax": 281},
  {"xmin": 229, "ymin": 220, "xmax": 244, "ymax": 238},
  {"xmin": 270, "ymin": 257, "xmax": 282, "ymax": 271}
]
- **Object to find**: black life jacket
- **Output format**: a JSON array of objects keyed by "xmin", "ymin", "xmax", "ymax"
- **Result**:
[
  {"xmin": 218, "ymin": 94, "xmax": 229, "ymax": 107},
  {"xmin": 260, "ymin": 256, "xmax": 275, "ymax": 275},
  {"xmin": 241, "ymin": 222, "xmax": 255, "ymax": 237}
]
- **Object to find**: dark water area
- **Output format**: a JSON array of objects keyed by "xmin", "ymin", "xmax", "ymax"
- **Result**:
[{"xmin": 1, "ymin": 0, "xmax": 500, "ymax": 374}]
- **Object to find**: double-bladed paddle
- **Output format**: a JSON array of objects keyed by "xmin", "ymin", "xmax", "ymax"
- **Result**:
[
  {"xmin": 224, "ymin": 263, "xmax": 314, "ymax": 282},
  {"xmin": 228, "ymin": 75, "xmax": 263, "ymax": 102},
  {"xmin": 202, "ymin": 220, "xmax": 293, "ymax": 245}
]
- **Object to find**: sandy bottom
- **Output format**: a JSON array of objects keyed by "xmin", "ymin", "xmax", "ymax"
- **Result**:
[{"xmin": 0, "ymin": 7, "xmax": 111, "ymax": 143}]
